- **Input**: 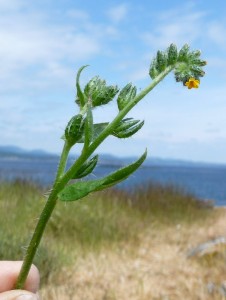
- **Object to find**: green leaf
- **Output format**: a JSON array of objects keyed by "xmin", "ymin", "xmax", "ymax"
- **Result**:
[
  {"xmin": 72, "ymin": 155, "xmax": 98, "ymax": 179},
  {"xmin": 58, "ymin": 149, "xmax": 147, "ymax": 201},
  {"xmin": 75, "ymin": 65, "xmax": 88, "ymax": 107},
  {"xmin": 96, "ymin": 149, "xmax": 147, "ymax": 190},
  {"xmin": 58, "ymin": 180, "xmax": 103, "ymax": 202},
  {"xmin": 77, "ymin": 122, "xmax": 109, "ymax": 143}
]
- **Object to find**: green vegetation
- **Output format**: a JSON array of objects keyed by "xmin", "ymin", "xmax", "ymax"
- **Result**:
[{"xmin": 0, "ymin": 180, "xmax": 213, "ymax": 285}]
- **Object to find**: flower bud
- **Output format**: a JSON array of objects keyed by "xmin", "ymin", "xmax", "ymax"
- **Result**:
[
  {"xmin": 84, "ymin": 76, "xmax": 119, "ymax": 107},
  {"xmin": 156, "ymin": 51, "xmax": 167, "ymax": 72},
  {"xmin": 65, "ymin": 114, "xmax": 84, "ymax": 145},
  {"xmin": 112, "ymin": 118, "xmax": 144, "ymax": 138},
  {"xmin": 149, "ymin": 58, "xmax": 159, "ymax": 79},
  {"xmin": 167, "ymin": 44, "xmax": 178, "ymax": 65},
  {"xmin": 117, "ymin": 83, "xmax": 137, "ymax": 111},
  {"xmin": 178, "ymin": 44, "xmax": 190, "ymax": 62},
  {"xmin": 72, "ymin": 155, "xmax": 98, "ymax": 179}
]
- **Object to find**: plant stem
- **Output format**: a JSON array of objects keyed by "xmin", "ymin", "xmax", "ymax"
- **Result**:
[
  {"xmin": 15, "ymin": 141, "xmax": 71, "ymax": 289},
  {"xmin": 55, "ymin": 141, "xmax": 72, "ymax": 181},
  {"xmin": 15, "ymin": 65, "xmax": 173, "ymax": 289}
]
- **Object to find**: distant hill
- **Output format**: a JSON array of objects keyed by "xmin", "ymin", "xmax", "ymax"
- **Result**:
[
  {"xmin": 0, "ymin": 145, "xmax": 223, "ymax": 168},
  {"xmin": 0, "ymin": 145, "xmax": 57, "ymax": 159}
]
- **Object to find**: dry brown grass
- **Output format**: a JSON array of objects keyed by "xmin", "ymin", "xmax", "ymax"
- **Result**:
[{"xmin": 41, "ymin": 208, "xmax": 226, "ymax": 300}]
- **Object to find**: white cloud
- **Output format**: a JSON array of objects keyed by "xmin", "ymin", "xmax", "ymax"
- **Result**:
[
  {"xmin": 106, "ymin": 3, "xmax": 129, "ymax": 23},
  {"xmin": 141, "ymin": 9, "xmax": 206, "ymax": 49},
  {"xmin": 0, "ymin": 7, "xmax": 107, "ymax": 92}
]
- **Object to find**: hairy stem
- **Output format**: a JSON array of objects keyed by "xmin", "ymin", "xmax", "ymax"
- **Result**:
[
  {"xmin": 15, "ymin": 141, "xmax": 71, "ymax": 289},
  {"xmin": 15, "ymin": 65, "xmax": 173, "ymax": 289}
]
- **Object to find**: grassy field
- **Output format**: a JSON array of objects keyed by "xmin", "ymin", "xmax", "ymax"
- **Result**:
[{"xmin": 0, "ymin": 180, "xmax": 225, "ymax": 299}]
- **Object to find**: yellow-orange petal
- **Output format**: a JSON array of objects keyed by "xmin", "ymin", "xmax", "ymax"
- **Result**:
[{"xmin": 185, "ymin": 78, "xmax": 200, "ymax": 89}]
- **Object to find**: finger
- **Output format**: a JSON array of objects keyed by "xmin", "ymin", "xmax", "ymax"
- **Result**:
[
  {"xmin": 0, "ymin": 261, "xmax": 40, "ymax": 293},
  {"xmin": 0, "ymin": 290, "xmax": 39, "ymax": 300}
]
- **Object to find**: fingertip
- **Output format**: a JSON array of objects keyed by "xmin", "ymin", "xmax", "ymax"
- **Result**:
[
  {"xmin": 23, "ymin": 264, "xmax": 40, "ymax": 293},
  {"xmin": 0, "ymin": 261, "xmax": 40, "ymax": 293}
]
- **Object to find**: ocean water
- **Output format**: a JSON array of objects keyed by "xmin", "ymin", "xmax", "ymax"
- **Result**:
[{"xmin": 0, "ymin": 157, "xmax": 226, "ymax": 206}]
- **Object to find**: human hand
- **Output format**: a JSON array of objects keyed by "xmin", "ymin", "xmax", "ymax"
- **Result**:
[{"xmin": 0, "ymin": 261, "xmax": 39, "ymax": 300}]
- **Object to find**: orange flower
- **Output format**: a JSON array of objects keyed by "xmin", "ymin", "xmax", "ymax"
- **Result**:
[{"xmin": 185, "ymin": 78, "xmax": 200, "ymax": 89}]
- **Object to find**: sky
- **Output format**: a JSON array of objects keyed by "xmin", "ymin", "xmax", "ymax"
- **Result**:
[{"xmin": 0, "ymin": 0, "xmax": 226, "ymax": 163}]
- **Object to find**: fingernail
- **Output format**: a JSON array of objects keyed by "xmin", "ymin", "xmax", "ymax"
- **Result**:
[{"xmin": 16, "ymin": 294, "xmax": 38, "ymax": 300}]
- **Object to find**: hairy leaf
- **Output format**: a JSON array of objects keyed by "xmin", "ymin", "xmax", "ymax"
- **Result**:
[
  {"xmin": 75, "ymin": 65, "xmax": 88, "ymax": 107},
  {"xmin": 58, "ymin": 149, "xmax": 147, "ymax": 201}
]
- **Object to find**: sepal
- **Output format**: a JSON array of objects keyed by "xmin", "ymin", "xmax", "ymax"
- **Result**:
[
  {"xmin": 117, "ymin": 83, "xmax": 137, "ymax": 111},
  {"xmin": 178, "ymin": 44, "xmax": 190, "ymax": 62},
  {"xmin": 72, "ymin": 155, "xmax": 98, "ymax": 179},
  {"xmin": 112, "ymin": 118, "xmax": 144, "ymax": 138},
  {"xmin": 167, "ymin": 44, "xmax": 178, "ymax": 65},
  {"xmin": 149, "ymin": 58, "xmax": 159, "ymax": 79},
  {"xmin": 156, "ymin": 50, "xmax": 167, "ymax": 73}
]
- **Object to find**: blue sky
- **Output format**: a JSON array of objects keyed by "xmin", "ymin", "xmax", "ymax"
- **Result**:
[{"xmin": 1, "ymin": 0, "xmax": 226, "ymax": 163}]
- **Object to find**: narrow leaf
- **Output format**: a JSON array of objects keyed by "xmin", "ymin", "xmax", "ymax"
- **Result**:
[
  {"xmin": 96, "ymin": 149, "xmax": 147, "ymax": 190},
  {"xmin": 58, "ymin": 149, "xmax": 147, "ymax": 201},
  {"xmin": 112, "ymin": 120, "xmax": 144, "ymax": 138},
  {"xmin": 75, "ymin": 65, "xmax": 88, "ymax": 107},
  {"xmin": 58, "ymin": 180, "xmax": 103, "ymax": 202},
  {"xmin": 113, "ymin": 118, "xmax": 139, "ymax": 132}
]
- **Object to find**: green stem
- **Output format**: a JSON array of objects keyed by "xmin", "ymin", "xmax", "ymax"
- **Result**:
[
  {"xmin": 15, "ymin": 141, "xmax": 71, "ymax": 289},
  {"xmin": 55, "ymin": 141, "xmax": 72, "ymax": 181},
  {"xmin": 15, "ymin": 65, "xmax": 173, "ymax": 289},
  {"xmin": 15, "ymin": 190, "xmax": 58, "ymax": 289}
]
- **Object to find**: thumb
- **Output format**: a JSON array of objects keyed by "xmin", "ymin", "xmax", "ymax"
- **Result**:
[{"xmin": 0, "ymin": 290, "xmax": 39, "ymax": 300}]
